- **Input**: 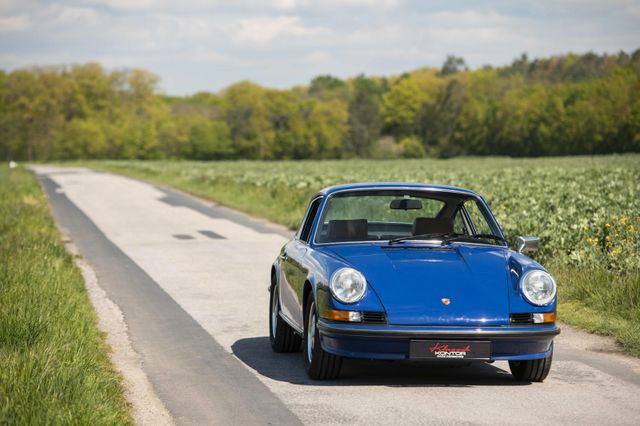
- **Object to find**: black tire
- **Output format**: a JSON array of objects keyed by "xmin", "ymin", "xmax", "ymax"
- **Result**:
[
  {"xmin": 304, "ymin": 298, "xmax": 342, "ymax": 380},
  {"xmin": 269, "ymin": 284, "xmax": 301, "ymax": 353},
  {"xmin": 509, "ymin": 347, "xmax": 553, "ymax": 382}
]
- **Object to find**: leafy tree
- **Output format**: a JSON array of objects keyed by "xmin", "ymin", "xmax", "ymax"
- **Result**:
[
  {"xmin": 189, "ymin": 117, "xmax": 234, "ymax": 160},
  {"xmin": 1, "ymin": 70, "xmax": 66, "ymax": 161},
  {"xmin": 303, "ymin": 99, "xmax": 349, "ymax": 158},
  {"xmin": 420, "ymin": 78, "xmax": 467, "ymax": 156},
  {"xmin": 346, "ymin": 75, "xmax": 384, "ymax": 156},
  {"xmin": 265, "ymin": 89, "xmax": 301, "ymax": 159},
  {"xmin": 223, "ymin": 81, "xmax": 273, "ymax": 159},
  {"xmin": 0, "ymin": 50, "xmax": 639, "ymax": 162},
  {"xmin": 309, "ymin": 75, "xmax": 348, "ymax": 100},
  {"xmin": 440, "ymin": 55, "xmax": 467, "ymax": 76},
  {"xmin": 382, "ymin": 71, "xmax": 441, "ymax": 136},
  {"xmin": 57, "ymin": 119, "xmax": 106, "ymax": 159}
]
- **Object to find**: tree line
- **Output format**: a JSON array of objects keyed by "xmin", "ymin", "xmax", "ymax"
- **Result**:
[{"xmin": 1, "ymin": 50, "xmax": 639, "ymax": 161}]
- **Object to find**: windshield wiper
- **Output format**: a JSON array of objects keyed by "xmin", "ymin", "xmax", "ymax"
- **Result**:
[
  {"xmin": 388, "ymin": 232, "xmax": 454, "ymax": 245},
  {"xmin": 442, "ymin": 234, "xmax": 507, "ymax": 245}
]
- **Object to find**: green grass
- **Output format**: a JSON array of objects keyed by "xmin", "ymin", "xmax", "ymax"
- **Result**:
[
  {"xmin": 71, "ymin": 156, "xmax": 640, "ymax": 356},
  {"xmin": 0, "ymin": 166, "xmax": 132, "ymax": 425},
  {"xmin": 556, "ymin": 267, "xmax": 640, "ymax": 353}
]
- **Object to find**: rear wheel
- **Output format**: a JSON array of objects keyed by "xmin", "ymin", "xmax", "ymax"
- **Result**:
[
  {"xmin": 269, "ymin": 284, "xmax": 301, "ymax": 352},
  {"xmin": 509, "ymin": 347, "xmax": 553, "ymax": 382},
  {"xmin": 304, "ymin": 298, "xmax": 342, "ymax": 380}
]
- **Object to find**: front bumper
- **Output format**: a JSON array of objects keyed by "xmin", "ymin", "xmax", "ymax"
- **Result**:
[{"xmin": 318, "ymin": 320, "xmax": 560, "ymax": 361}]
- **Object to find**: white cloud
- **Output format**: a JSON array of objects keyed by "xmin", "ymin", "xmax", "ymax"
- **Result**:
[
  {"xmin": 1, "ymin": 0, "xmax": 638, "ymax": 94},
  {"xmin": 314, "ymin": 0, "xmax": 401, "ymax": 10},
  {"xmin": 77, "ymin": 0, "xmax": 154, "ymax": 12},
  {"xmin": 429, "ymin": 10, "xmax": 516, "ymax": 27},
  {"xmin": 185, "ymin": 50, "xmax": 237, "ymax": 64},
  {"xmin": 53, "ymin": 5, "xmax": 99, "ymax": 24},
  {"xmin": 624, "ymin": 2, "xmax": 640, "ymax": 17},
  {"xmin": 272, "ymin": 0, "xmax": 308, "ymax": 11},
  {"xmin": 0, "ymin": 14, "xmax": 30, "ymax": 32},
  {"xmin": 303, "ymin": 50, "xmax": 331, "ymax": 63},
  {"xmin": 228, "ymin": 15, "xmax": 331, "ymax": 45}
]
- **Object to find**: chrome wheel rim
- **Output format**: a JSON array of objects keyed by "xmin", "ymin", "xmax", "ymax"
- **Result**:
[
  {"xmin": 307, "ymin": 305, "xmax": 316, "ymax": 363},
  {"xmin": 271, "ymin": 287, "xmax": 278, "ymax": 338}
]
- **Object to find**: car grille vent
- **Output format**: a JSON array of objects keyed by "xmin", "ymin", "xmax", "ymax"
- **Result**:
[
  {"xmin": 510, "ymin": 313, "xmax": 533, "ymax": 325},
  {"xmin": 362, "ymin": 311, "xmax": 387, "ymax": 324}
]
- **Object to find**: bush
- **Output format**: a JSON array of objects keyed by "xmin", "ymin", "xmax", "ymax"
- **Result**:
[
  {"xmin": 400, "ymin": 136, "xmax": 426, "ymax": 158},
  {"xmin": 370, "ymin": 137, "xmax": 402, "ymax": 159}
]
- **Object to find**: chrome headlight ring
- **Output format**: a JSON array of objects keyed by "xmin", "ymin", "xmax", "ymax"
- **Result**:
[
  {"xmin": 520, "ymin": 270, "xmax": 557, "ymax": 306},
  {"xmin": 330, "ymin": 268, "xmax": 367, "ymax": 304}
]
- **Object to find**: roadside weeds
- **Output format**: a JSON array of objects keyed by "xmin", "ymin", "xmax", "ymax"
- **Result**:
[{"xmin": 0, "ymin": 166, "xmax": 132, "ymax": 424}]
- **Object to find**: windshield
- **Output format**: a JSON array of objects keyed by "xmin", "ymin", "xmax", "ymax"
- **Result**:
[{"xmin": 314, "ymin": 190, "xmax": 502, "ymax": 245}]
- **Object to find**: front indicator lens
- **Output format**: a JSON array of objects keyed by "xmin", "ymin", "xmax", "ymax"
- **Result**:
[
  {"xmin": 533, "ymin": 312, "xmax": 556, "ymax": 324},
  {"xmin": 320, "ymin": 309, "xmax": 363, "ymax": 322}
]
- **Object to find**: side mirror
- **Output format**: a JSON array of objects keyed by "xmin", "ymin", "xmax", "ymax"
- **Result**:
[{"xmin": 516, "ymin": 236, "xmax": 539, "ymax": 254}]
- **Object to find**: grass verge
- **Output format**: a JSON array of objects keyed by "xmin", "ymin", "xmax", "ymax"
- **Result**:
[
  {"xmin": 73, "ymin": 159, "xmax": 640, "ymax": 357},
  {"xmin": 554, "ymin": 266, "xmax": 640, "ymax": 356},
  {"xmin": 0, "ymin": 165, "xmax": 132, "ymax": 425}
]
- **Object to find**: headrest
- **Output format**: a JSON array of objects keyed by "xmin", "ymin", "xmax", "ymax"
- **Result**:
[
  {"xmin": 413, "ymin": 217, "xmax": 453, "ymax": 236},
  {"xmin": 327, "ymin": 219, "xmax": 368, "ymax": 242}
]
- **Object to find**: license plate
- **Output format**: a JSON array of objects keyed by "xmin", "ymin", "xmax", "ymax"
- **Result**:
[{"xmin": 409, "ymin": 340, "xmax": 491, "ymax": 360}]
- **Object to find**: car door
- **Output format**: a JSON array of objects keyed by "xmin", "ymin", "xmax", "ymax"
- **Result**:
[{"xmin": 280, "ymin": 196, "xmax": 322, "ymax": 330}]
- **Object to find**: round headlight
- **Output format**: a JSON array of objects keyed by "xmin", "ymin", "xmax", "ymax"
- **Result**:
[
  {"xmin": 520, "ymin": 270, "xmax": 557, "ymax": 306},
  {"xmin": 330, "ymin": 268, "xmax": 367, "ymax": 304}
]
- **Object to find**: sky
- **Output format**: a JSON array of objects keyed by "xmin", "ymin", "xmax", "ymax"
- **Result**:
[{"xmin": 1, "ymin": 0, "xmax": 639, "ymax": 95}]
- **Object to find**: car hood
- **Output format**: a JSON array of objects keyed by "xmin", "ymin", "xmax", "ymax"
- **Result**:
[{"xmin": 324, "ymin": 243, "xmax": 511, "ymax": 326}]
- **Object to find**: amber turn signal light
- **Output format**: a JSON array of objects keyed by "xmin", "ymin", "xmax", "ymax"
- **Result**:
[
  {"xmin": 320, "ymin": 309, "xmax": 363, "ymax": 322},
  {"xmin": 533, "ymin": 312, "xmax": 556, "ymax": 324}
]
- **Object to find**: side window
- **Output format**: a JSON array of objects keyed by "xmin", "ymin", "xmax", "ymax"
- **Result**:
[
  {"xmin": 464, "ymin": 200, "xmax": 493, "ymax": 235},
  {"xmin": 298, "ymin": 198, "xmax": 322, "ymax": 243},
  {"xmin": 452, "ymin": 208, "xmax": 468, "ymax": 235}
]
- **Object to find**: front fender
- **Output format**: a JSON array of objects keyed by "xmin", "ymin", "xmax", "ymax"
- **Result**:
[
  {"xmin": 507, "ymin": 251, "xmax": 558, "ymax": 313},
  {"xmin": 270, "ymin": 259, "xmax": 281, "ymax": 292},
  {"xmin": 308, "ymin": 249, "xmax": 386, "ymax": 318}
]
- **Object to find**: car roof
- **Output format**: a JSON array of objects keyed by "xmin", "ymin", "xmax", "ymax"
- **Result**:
[{"xmin": 316, "ymin": 182, "xmax": 480, "ymax": 198}]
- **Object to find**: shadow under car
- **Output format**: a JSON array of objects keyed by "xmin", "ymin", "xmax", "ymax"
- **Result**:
[{"xmin": 231, "ymin": 336, "xmax": 531, "ymax": 387}]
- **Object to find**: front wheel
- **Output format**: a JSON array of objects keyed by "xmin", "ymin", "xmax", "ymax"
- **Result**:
[
  {"xmin": 304, "ymin": 299, "xmax": 342, "ymax": 380},
  {"xmin": 509, "ymin": 347, "xmax": 553, "ymax": 382},
  {"xmin": 269, "ymin": 284, "xmax": 301, "ymax": 352}
]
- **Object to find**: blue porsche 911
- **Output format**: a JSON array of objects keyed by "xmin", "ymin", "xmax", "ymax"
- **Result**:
[{"xmin": 269, "ymin": 183, "xmax": 559, "ymax": 381}]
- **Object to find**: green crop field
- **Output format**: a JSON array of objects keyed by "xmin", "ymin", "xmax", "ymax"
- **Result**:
[
  {"xmin": 78, "ymin": 155, "xmax": 640, "ymax": 355},
  {"xmin": 0, "ymin": 166, "xmax": 132, "ymax": 425}
]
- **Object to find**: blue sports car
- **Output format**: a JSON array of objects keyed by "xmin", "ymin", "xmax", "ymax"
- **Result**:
[{"xmin": 269, "ymin": 183, "xmax": 559, "ymax": 381}]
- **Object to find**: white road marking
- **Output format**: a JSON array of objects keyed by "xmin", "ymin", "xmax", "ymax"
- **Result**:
[{"xmin": 43, "ymin": 168, "xmax": 640, "ymax": 426}]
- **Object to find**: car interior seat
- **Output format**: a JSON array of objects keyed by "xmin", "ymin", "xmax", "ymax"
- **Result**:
[
  {"xmin": 412, "ymin": 217, "xmax": 454, "ymax": 236},
  {"xmin": 327, "ymin": 219, "xmax": 368, "ymax": 242}
]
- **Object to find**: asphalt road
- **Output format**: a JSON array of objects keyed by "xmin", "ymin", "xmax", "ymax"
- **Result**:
[{"xmin": 33, "ymin": 166, "xmax": 640, "ymax": 425}]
